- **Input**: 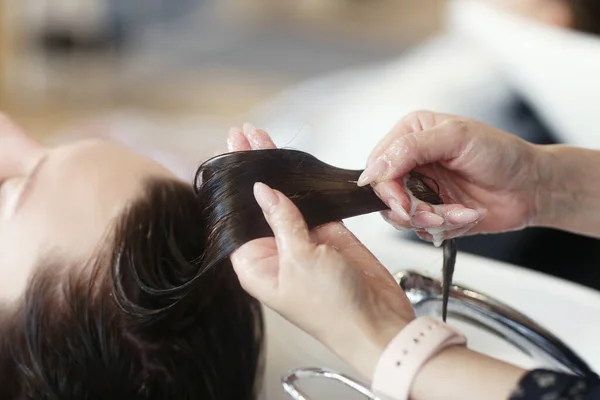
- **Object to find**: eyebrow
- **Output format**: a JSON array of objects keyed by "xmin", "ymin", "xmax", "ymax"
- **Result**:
[{"xmin": 14, "ymin": 155, "xmax": 49, "ymax": 212}]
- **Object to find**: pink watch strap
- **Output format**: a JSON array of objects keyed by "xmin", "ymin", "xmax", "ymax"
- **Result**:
[{"xmin": 371, "ymin": 316, "xmax": 467, "ymax": 400}]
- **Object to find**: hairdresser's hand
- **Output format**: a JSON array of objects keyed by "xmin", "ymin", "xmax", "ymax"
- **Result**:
[
  {"xmin": 226, "ymin": 122, "xmax": 356, "ymax": 249},
  {"xmin": 358, "ymin": 111, "xmax": 543, "ymax": 241},
  {"xmin": 230, "ymin": 183, "xmax": 414, "ymax": 379},
  {"xmin": 226, "ymin": 123, "xmax": 278, "ymax": 153}
]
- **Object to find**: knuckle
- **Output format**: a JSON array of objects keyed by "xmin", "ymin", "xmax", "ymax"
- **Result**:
[
  {"xmin": 398, "ymin": 133, "xmax": 416, "ymax": 149},
  {"xmin": 314, "ymin": 243, "xmax": 336, "ymax": 260},
  {"xmin": 382, "ymin": 212, "xmax": 409, "ymax": 231},
  {"xmin": 387, "ymin": 134, "xmax": 415, "ymax": 160},
  {"xmin": 401, "ymin": 109, "xmax": 432, "ymax": 123},
  {"xmin": 399, "ymin": 110, "xmax": 436, "ymax": 131},
  {"xmin": 445, "ymin": 117, "xmax": 472, "ymax": 136}
]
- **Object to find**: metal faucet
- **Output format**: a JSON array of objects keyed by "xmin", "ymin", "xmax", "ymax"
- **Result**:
[
  {"xmin": 281, "ymin": 270, "xmax": 595, "ymax": 399},
  {"xmin": 396, "ymin": 270, "xmax": 594, "ymax": 377}
]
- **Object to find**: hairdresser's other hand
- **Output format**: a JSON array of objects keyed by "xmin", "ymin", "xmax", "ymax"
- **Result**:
[
  {"xmin": 226, "ymin": 122, "xmax": 355, "ymax": 250},
  {"xmin": 226, "ymin": 123, "xmax": 277, "ymax": 152},
  {"xmin": 359, "ymin": 111, "xmax": 542, "ymax": 241},
  {"xmin": 230, "ymin": 183, "xmax": 414, "ymax": 378}
]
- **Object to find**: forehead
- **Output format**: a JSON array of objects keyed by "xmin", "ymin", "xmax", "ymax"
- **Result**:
[
  {"xmin": 45, "ymin": 139, "xmax": 171, "ymax": 188},
  {"xmin": 0, "ymin": 139, "xmax": 175, "ymax": 298},
  {"xmin": 22, "ymin": 138, "xmax": 174, "ymax": 226}
]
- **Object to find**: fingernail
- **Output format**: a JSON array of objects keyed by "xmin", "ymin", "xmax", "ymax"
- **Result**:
[
  {"xmin": 447, "ymin": 208, "xmax": 480, "ymax": 224},
  {"xmin": 389, "ymin": 200, "xmax": 410, "ymax": 222},
  {"xmin": 243, "ymin": 122, "xmax": 256, "ymax": 135},
  {"xmin": 381, "ymin": 210, "xmax": 407, "ymax": 231},
  {"xmin": 254, "ymin": 182, "xmax": 279, "ymax": 212},
  {"xmin": 357, "ymin": 159, "xmax": 387, "ymax": 187},
  {"xmin": 227, "ymin": 127, "xmax": 244, "ymax": 151},
  {"xmin": 412, "ymin": 211, "xmax": 444, "ymax": 228},
  {"xmin": 247, "ymin": 130, "xmax": 263, "ymax": 148}
]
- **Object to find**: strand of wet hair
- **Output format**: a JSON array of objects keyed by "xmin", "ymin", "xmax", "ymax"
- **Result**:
[
  {"xmin": 406, "ymin": 171, "xmax": 456, "ymax": 322},
  {"xmin": 193, "ymin": 149, "xmax": 456, "ymax": 323}
]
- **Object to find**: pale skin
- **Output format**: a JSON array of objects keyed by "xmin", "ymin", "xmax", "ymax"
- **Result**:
[
  {"xmin": 0, "ymin": 114, "xmax": 175, "ymax": 303},
  {"xmin": 228, "ymin": 1, "xmax": 595, "ymax": 396},
  {"xmin": 2, "ymin": 107, "xmax": 594, "ymax": 397},
  {"xmin": 358, "ymin": 111, "xmax": 600, "ymax": 241},
  {"xmin": 229, "ymin": 115, "xmax": 600, "ymax": 399}
]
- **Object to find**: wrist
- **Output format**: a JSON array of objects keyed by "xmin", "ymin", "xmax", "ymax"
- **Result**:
[
  {"xmin": 531, "ymin": 144, "xmax": 580, "ymax": 228},
  {"xmin": 324, "ymin": 315, "xmax": 409, "ymax": 379},
  {"xmin": 370, "ymin": 317, "xmax": 468, "ymax": 400},
  {"xmin": 411, "ymin": 345, "xmax": 526, "ymax": 400},
  {"xmin": 532, "ymin": 145, "xmax": 600, "ymax": 236},
  {"xmin": 531, "ymin": 144, "xmax": 558, "ymax": 228}
]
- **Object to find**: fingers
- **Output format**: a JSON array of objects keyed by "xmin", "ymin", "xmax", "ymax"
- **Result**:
[
  {"xmin": 358, "ymin": 121, "xmax": 471, "ymax": 187},
  {"xmin": 415, "ymin": 221, "xmax": 478, "ymax": 242},
  {"xmin": 412, "ymin": 208, "xmax": 445, "ymax": 228},
  {"xmin": 372, "ymin": 180, "xmax": 411, "ymax": 222},
  {"xmin": 312, "ymin": 222, "xmax": 375, "ymax": 260},
  {"xmin": 227, "ymin": 123, "xmax": 278, "ymax": 153},
  {"xmin": 367, "ymin": 111, "xmax": 436, "ymax": 164},
  {"xmin": 228, "ymin": 127, "xmax": 308, "ymax": 301},
  {"xmin": 243, "ymin": 123, "xmax": 277, "ymax": 150},
  {"xmin": 381, "ymin": 203, "xmax": 482, "ymax": 242},
  {"xmin": 383, "ymin": 204, "xmax": 480, "ymax": 229},
  {"xmin": 366, "ymin": 111, "xmax": 454, "ymax": 165},
  {"xmin": 445, "ymin": 207, "xmax": 482, "ymax": 226},
  {"xmin": 415, "ymin": 230, "xmax": 433, "ymax": 242},
  {"xmin": 372, "ymin": 179, "xmax": 481, "ymax": 231},
  {"xmin": 253, "ymin": 182, "xmax": 314, "ymax": 258},
  {"xmin": 227, "ymin": 127, "xmax": 251, "ymax": 152}
]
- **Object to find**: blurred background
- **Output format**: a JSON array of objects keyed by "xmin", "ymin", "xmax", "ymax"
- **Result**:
[{"xmin": 0, "ymin": 0, "xmax": 445, "ymax": 139}]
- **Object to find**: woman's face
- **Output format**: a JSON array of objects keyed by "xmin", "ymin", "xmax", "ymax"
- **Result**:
[{"xmin": 0, "ymin": 116, "xmax": 175, "ymax": 301}]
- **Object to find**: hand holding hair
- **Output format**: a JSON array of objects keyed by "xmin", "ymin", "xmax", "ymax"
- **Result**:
[
  {"xmin": 360, "ymin": 110, "xmax": 600, "ymax": 240},
  {"xmin": 230, "ymin": 181, "xmax": 413, "ymax": 379},
  {"xmin": 224, "ymin": 125, "xmax": 600, "ymax": 400},
  {"xmin": 359, "ymin": 111, "xmax": 544, "ymax": 241},
  {"xmin": 225, "ymin": 124, "xmax": 413, "ymax": 378},
  {"xmin": 226, "ymin": 127, "xmax": 525, "ymax": 400},
  {"xmin": 223, "ymin": 124, "xmax": 600, "ymax": 399}
]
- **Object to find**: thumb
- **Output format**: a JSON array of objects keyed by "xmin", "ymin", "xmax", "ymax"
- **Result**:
[{"xmin": 357, "ymin": 119, "xmax": 471, "ymax": 186}]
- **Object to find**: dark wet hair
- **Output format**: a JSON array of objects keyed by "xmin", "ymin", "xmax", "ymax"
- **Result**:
[
  {"xmin": 0, "ymin": 148, "xmax": 447, "ymax": 399},
  {"xmin": 0, "ymin": 179, "xmax": 263, "ymax": 400}
]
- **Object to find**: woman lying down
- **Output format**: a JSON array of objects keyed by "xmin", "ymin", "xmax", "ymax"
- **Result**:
[
  {"xmin": 0, "ymin": 114, "xmax": 397, "ymax": 399},
  {"xmin": 5, "ymin": 111, "xmax": 597, "ymax": 400}
]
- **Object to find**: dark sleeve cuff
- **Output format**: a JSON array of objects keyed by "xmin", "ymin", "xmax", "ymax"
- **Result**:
[{"xmin": 508, "ymin": 369, "xmax": 600, "ymax": 400}]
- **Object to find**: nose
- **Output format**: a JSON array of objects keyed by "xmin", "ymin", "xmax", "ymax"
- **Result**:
[{"xmin": 0, "ymin": 114, "xmax": 44, "ymax": 179}]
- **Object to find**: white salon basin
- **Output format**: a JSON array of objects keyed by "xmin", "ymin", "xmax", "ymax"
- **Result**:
[{"xmin": 262, "ymin": 213, "xmax": 600, "ymax": 399}]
